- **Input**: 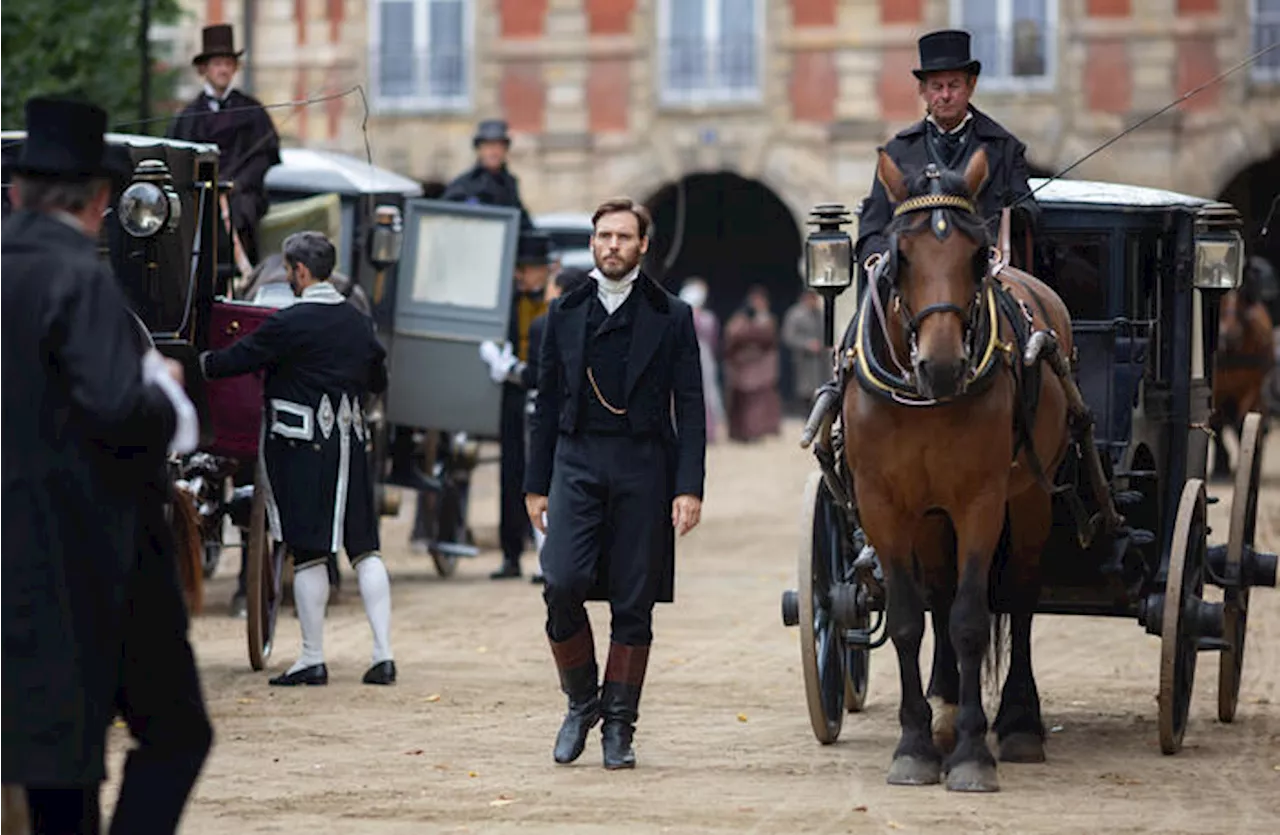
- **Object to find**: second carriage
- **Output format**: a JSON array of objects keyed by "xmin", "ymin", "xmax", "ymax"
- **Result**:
[{"xmin": 781, "ymin": 178, "xmax": 1279, "ymax": 754}]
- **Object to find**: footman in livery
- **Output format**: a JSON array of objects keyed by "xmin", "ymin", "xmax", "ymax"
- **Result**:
[
  {"xmin": 200, "ymin": 231, "xmax": 396, "ymax": 687},
  {"xmin": 524, "ymin": 198, "xmax": 707, "ymax": 769}
]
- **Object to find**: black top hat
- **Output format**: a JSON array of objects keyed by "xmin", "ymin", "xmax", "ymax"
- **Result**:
[
  {"xmin": 913, "ymin": 30, "xmax": 982, "ymax": 80},
  {"xmin": 517, "ymin": 230, "xmax": 557, "ymax": 266},
  {"xmin": 473, "ymin": 119, "xmax": 511, "ymax": 146},
  {"xmin": 193, "ymin": 24, "xmax": 244, "ymax": 66},
  {"xmin": 13, "ymin": 97, "xmax": 114, "ymax": 180}
]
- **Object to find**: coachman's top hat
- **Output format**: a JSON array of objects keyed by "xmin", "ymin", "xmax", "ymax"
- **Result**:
[
  {"xmin": 516, "ymin": 230, "xmax": 557, "ymax": 266},
  {"xmin": 912, "ymin": 30, "xmax": 982, "ymax": 80},
  {"xmin": 13, "ymin": 97, "xmax": 116, "ymax": 180},
  {"xmin": 473, "ymin": 119, "xmax": 512, "ymax": 147},
  {"xmin": 193, "ymin": 23, "xmax": 244, "ymax": 66}
]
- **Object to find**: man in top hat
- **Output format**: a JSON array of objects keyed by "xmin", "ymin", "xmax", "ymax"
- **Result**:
[
  {"xmin": 442, "ymin": 119, "xmax": 534, "ymax": 232},
  {"xmin": 855, "ymin": 29, "xmax": 1040, "ymax": 267},
  {"xmin": 524, "ymin": 197, "xmax": 706, "ymax": 770},
  {"xmin": 168, "ymin": 23, "xmax": 281, "ymax": 266},
  {"xmin": 479, "ymin": 230, "xmax": 559, "ymax": 579},
  {"xmin": 3, "ymin": 96, "xmax": 212, "ymax": 834}
]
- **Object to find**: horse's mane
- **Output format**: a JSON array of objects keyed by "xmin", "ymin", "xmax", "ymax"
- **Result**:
[{"xmin": 885, "ymin": 164, "xmax": 989, "ymax": 249}]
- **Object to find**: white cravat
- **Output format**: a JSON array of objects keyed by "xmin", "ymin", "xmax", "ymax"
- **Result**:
[
  {"xmin": 590, "ymin": 265, "xmax": 639, "ymax": 315},
  {"xmin": 926, "ymin": 110, "xmax": 974, "ymax": 136},
  {"xmin": 203, "ymin": 82, "xmax": 234, "ymax": 111}
]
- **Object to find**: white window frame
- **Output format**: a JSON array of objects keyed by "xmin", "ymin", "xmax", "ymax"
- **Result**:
[
  {"xmin": 656, "ymin": 0, "xmax": 765, "ymax": 108},
  {"xmin": 369, "ymin": 0, "xmax": 474, "ymax": 114},
  {"xmin": 949, "ymin": 0, "xmax": 1058, "ymax": 93},
  {"xmin": 1253, "ymin": 0, "xmax": 1280, "ymax": 83}
]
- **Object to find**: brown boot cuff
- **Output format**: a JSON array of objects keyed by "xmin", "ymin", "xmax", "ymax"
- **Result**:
[
  {"xmin": 550, "ymin": 624, "xmax": 595, "ymax": 671},
  {"xmin": 603, "ymin": 642, "xmax": 650, "ymax": 687}
]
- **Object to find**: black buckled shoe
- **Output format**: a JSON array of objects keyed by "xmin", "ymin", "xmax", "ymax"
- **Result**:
[
  {"xmin": 363, "ymin": 660, "xmax": 397, "ymax": 685},
  {"xmin": 600, "ymin": 643, "xmax": 649, "ymax": 770},
  {"xmin": 550, "ymin": 626, "xmax": 600, "ymax": 764},
  {"xmin": 490, "ymin": 561, "xmax": 521, "ymax": 580},
  {"xmin": 269, "ymin": 663, "xmax": 328, "ymax": 687}
]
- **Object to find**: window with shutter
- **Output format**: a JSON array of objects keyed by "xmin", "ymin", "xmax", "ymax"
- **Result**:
[
  {"xmin": 1255, "ymin": 0, "xmax": 1280, "ymax": 82},
  {"xmin": 371, "ymin": 0, "xmax": 472, "ymax": 112}
]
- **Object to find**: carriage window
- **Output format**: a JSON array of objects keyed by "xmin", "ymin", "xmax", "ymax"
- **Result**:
[
  {"xmin": 1125, "ymin": 232, "xmax": 1159, "ymax": 320},
  {"xmin": 1041, "ymin": 232, "xmax": 1109, "ymax": 320}
]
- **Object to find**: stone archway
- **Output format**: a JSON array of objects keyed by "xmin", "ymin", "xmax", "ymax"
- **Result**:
[
  {"xmin": 1219, "ymin": 149, "xmax": 1280, "ymax": 319},
  {"xmin": 643, "ymin": 171, "xmax": 806, "ymax": 405}
]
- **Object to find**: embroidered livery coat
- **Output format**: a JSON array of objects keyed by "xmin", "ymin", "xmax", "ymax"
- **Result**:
[{"xmin": 201, "ymin": 282, "xmax": 387, "ymax": 555}]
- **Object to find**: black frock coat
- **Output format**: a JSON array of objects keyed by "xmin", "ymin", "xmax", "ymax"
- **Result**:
[
  {"xmin": 2, "ymin": 212, "xmax": 177, "ymax": 785},
  {"xmin": 855, "ymin": 106, "xmax": 1041, "ymax": 264},
  {"xmin": 523, "ymin": 275, "xmax": 707, "ymax": 602}
]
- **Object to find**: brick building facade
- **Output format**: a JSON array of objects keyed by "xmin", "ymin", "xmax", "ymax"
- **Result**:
[{"xmin": 173, "ymin": 0, "xmax": 1279, "ymax": 312}]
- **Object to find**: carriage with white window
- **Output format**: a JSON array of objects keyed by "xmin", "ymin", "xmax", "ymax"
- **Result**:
[{"xmin": 781, "ymin": 178, "xmax": 1278, "ymax": 755}]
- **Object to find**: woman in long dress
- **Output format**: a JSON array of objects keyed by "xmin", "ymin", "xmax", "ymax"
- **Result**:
[
  {"xmin": 680, "ymin": 278, "xmax": 727, "ymax": 444},
  {"xmin": 724, "ymin": 285, "xmax": 783, "ymax": 442}
]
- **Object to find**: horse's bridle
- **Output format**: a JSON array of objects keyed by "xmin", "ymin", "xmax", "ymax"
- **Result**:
[{"xmin": 876, "ymin": 164, "xmax": 993, "ymax": 368}]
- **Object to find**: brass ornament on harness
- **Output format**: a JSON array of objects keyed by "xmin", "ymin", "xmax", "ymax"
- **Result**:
[{"xmin": 890, "ymin": 193, "xmax": 977, "ymax": 218}]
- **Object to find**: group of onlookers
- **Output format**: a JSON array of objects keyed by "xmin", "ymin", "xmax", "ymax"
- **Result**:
[{"xmin": 677, "ymin": 279, "xmax": 829, "ymax": 444}]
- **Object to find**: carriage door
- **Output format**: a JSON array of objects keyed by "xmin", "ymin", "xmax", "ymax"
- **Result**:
[{"xmin": 384, "ymin": 200, "xmax": 522, "ymax": 438}]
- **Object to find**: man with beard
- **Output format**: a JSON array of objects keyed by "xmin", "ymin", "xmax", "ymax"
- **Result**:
[
  {"xmin": 200, "ymin": 232, "xmax": 395, "ymax": 687},
  {"xmin": 168, "ymin": 23, "xmax": 281, "ymax": 267},
  {"xmin": 855, "ymin": 29, "xmax": 1039, "ymax": 268},
  {"xmin": 524, "ymin": 198, "xmax": 706, "ymax": 769},
  {"xmin": 3, "ymin": 96, "xmax": 211, "ymax": 834}
]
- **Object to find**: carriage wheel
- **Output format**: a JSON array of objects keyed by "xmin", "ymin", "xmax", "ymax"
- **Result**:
[
  {"xmin": 1159, "ymin": 480, "xmax": 1208, "ymax": 755},
  {"xmin": 798, "ymin": 472, "xmax": 847, "ymax": 744},
  {"xmin": 1219, "ymin": 412, "xmax": 1263, "ymax": 722},
  {"xmin": 246, "ymin": 461, "xmax": 287, "ymax": 672}
]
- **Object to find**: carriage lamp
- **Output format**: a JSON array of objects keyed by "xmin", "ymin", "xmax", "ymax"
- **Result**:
[
  {"xmin": 1193, "ymin": 231, "xmax": 1243, "ymax": 290},
  {"xmin": 368, "ymin": 204, "xmax": 405, "ymax": 270},
  {"xmin": 805, "ymin": 203, "xmax": 855, "ymax": 292},
  {"xmin": 118, "ymin": 159, "xmax": 182, "ymax": 239}
]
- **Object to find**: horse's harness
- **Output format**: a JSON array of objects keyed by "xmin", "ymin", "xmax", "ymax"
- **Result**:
[{"xmin": 851, "ymin": 164, "xmax": 1018, "ymax": 408}]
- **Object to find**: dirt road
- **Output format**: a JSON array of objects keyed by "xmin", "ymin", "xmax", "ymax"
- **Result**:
[{"xmin": 105, "ymin": 420, "xmax": 1280, "ymax": 834}]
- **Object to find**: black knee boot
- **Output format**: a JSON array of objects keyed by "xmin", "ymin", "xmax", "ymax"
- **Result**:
[
  {"xmin": 550, "ymin": 623, "xmax": 600, "ymax": 763},
  {"xmin": 601, "ymin": 642, "xmax": 649, "ymax": 770}
]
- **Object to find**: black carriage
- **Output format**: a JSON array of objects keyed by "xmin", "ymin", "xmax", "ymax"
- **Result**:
[{"xmin": 782, "ymin": 179, "xmax": 1278, "ymax": 754}]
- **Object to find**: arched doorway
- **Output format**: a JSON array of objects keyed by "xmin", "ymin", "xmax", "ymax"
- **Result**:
[
  {"xmin": 643, "ymin": 171, "xmax": 805, "ymax": 408},
  {"xmin": 1219, "ymin": 150, "xmax": 1280, "ymax": 319}
]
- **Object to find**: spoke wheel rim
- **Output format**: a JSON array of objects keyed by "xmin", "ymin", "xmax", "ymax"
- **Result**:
[
  {"xmin": 1220, "ymin": 412, "xmax": 1262, "ymax": 722},
  {"xmin": 1159, "ymin": 479, "xmax": 1206, "ymax": 755},
  {"xmin": 798, "ymin": 473, "xmax": 846, "ymax": 744}
]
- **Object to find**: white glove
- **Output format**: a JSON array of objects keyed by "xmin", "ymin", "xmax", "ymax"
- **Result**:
[
  {"xmin": 142, "ymin": 349, "xmax": 198, "ymax": 455},
  {"xmin": 479, "ymin": 340, "xmax": 502, "ymax": 366}
]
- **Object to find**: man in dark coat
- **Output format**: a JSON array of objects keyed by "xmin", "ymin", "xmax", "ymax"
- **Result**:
[
  {"xmin": 481, "ymin": 231, "xmax": 557, "ymax": 579},
  {"xmin": 855, "ymin": 29, "xmax": 1040, "ymax": 267},
  {"xmin": 442, "ymin": 119, "xmax": 534, "ymax": 232},
  {"xmin": 167, "ymin": 23, "xmax": 281, "ymax": 266},
  {"xmin": 2, "ymin": 96, "xmax": 211, "ymax": 834},
  {"xmin": 482, "ymin": 266, "xmax": 592, "ymax": 585},
  {"xmin": 200, "ymin": 231, "xmax": 396, "ymax": 687},
  {"xmin": 524, "ymin": 198, "xmax": 706, "ymax": 770}
]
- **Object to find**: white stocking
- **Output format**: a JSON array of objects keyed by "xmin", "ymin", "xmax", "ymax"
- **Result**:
[
  {"xmin": 356, "ymin": 555, "xmax": 394, "ymax": 664},
  {"xmin": 288, "ymin": 563, "xmax": 329, "ymax": 674}
]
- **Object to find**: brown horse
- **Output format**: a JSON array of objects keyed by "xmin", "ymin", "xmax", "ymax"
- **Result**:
[
  {"xmin": 170, "ymin": 481, "xmax": 206, "ymax": 615},
  {"xmin": 1211, "ymin": 279, "xmax": 1273, "ymax": 477},
  {"xmin": 844, "ymin": 148, "xmax": 1074, "ymax": 792}
]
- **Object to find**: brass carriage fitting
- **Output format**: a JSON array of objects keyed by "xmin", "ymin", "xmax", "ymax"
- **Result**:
[{"xmin": 369, "ymin": 204, "xmax": 405, "ymax": 270}]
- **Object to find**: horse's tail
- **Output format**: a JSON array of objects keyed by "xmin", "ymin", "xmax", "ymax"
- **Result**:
[{"xmin": 170, "ymin": 483, "xmax": 205, "ymax": 615}]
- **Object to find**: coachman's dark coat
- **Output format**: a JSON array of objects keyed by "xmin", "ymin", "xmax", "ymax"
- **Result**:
[
  {"xmin": 2, "ymin": 212, "xmax": 177, "ymax": 785},
  {"xmin": 442, "ymin": 163, "xmax": 535, "ymax": 232},
  {"xmin": 524, "ymin": 275, "xmax": 707, "ymax": 602},
  {"xmin": 855, "ymin": 106, "xmax": 1040, "ymax": 265}
]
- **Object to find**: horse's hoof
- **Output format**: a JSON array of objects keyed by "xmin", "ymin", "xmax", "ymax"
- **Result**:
[
  {"xmin": 887, "ymin": 756, "xmax": 941, "ymax": 786},
  {"xmin": 999, "ymin": 733, "xmax": 1046, "ymax": 763},
  {"xmin": 945, "ymin": 761, "xmax": 999, "ymax": 793}
]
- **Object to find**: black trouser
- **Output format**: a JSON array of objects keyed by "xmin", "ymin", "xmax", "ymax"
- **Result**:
[
  {"xmin": 499, "ymin": 384, "xmax": 530, "ymax": 566},
  {"xmin": 541, "ymin": 433, "xmax": 667, "ymax": 646},
  {"xmin": 20, "ymin": 512, "xmax": 211, "ymax": 835}
]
